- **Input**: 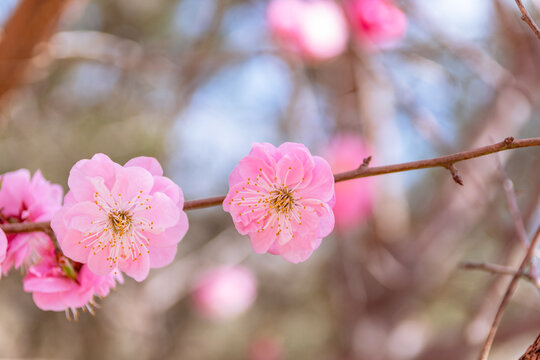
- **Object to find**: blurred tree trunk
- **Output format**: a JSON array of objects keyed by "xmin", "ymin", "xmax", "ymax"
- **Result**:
[{"xmin": 0, "ymin": 0, "xmax": 70, "ymax": 107}]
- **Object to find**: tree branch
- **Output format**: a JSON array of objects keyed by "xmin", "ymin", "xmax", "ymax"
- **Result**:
[
  {"xmin": 2, "ymin": 137, "xmax": 540, "ymax": 234},
  {"xmin": 478, "ymin": 225, "xmax": 540, "ymax": 360},
  {"xmin": 0, "ymin": 0, "xmax": 71, "ymax": 106},
  {"xmin": 514, "ymin": 0, "xmax": 540, "ymax": 40}
]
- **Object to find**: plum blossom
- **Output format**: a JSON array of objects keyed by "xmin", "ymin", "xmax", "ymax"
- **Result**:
[
  {"xmin": 267, "ymin": 0, "xmax": 348, "ymax": 61},
  {"xmin": 0, "ymin": 230, "xmax": 6, "ymax": 276},
  {"xmin": 322, "ymin": 134, "xmax": 375, "ymax": 231},
  {"xmin": 23, "ymin": 249, "xmax": 121, "ymax": 318},
  {"xmin": 0, "ymin": 169, "xmax": 63, "ymax": 274},
  {"xmin": 345, "ymin": 0, "xmax": 407, "ymax": 48},
  {"xmin": 51, "ymin": 154, "xmax": 189, "ymax": 281},
  {"xmin": 223, "ymin": 143, "xmax": 335, "ymax": 263},
  {"xmin": 191, "ymin": 266, "xmax": 257, "ymax": 320}
]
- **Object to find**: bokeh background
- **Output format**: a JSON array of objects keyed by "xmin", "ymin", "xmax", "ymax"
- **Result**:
[{"xmin": 1, "ymin": 0, "xmax": 540, "ymax": 359}]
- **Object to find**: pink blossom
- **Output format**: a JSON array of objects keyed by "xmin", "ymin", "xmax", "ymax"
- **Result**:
[
  {"xmin": 345, "ymin": 0, "xmax": 407, "ymax": 48},
  {"xmin": 192, "ymin": 266, "xmax": 257, "ymax": 320},
  {"xmin": 0, "ymin": 230, "xmax": 6, "ymax": 275},
  {"xmin": 0, "ymin": 169, "xmax": 63, "ymax": 274},
  {"xmin": 322, "ymin": 134, "xmax": 375, "ymax": 231},
  {"xmin": 51, "ymin": 154, "xmax": 189, "ymax": 282},
  {"xmin": 223, "ymin": 143, "xmax": 335, "ymax": 263},
  {"xmin": 23, "ymin": 249, "xmax": 121, "ymax": 317},
  {"xmin": 267, "ymin": 0, "xmax": 348, "ymax": 61}
]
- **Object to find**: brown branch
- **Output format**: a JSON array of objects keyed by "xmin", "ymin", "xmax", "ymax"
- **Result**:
[
  {"xmin": 0, "ymin": 0, "xmax": 71, "ymax": 106},
  {"xmin": 478, "ymin": 225, "xmax": 540, "ymax": 360},
  {"xmin": 514, "ymin": 0, "xmax": 540, "ymax": 40},
  {"xmin": 460, "ymin": 261, "xmax": 540, "ymax": 290},
  {"xmin": 519, "ymin": 332, "xmax": 540, "ymax": 360},
  {"xmin": 2, "ymin": 137, "xmax": 540, "ymax": 234}
]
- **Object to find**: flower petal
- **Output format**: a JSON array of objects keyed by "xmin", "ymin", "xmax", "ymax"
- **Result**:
[{"xmin": 124, "ymin": 156, "xmax": 163, "ymax": 176}]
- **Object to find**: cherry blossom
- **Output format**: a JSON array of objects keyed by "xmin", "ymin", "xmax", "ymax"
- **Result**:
[
  {"xmin": 223, "ymin": 142, "xmax": 335, "ymax": 263},
  {"xmin": 51, "ymin": 154, "xmax": 189, "ymax": 281},
  {"xmin": 0, "ymin": 169, "xmax": 63, "ymax": 274},
  {"xmin": 23, "ymin": 249, "xmax": 121, "ymax": 318},
  {"xmin": 267, "ymin": 0, "xmax": 348, "ymax": 61},
  {"xmin": 191, "ymin": 266, "xmax": 257, "ymax": 320},
  {"xmin": 345, "ymin": 0, "xmax": 407, "ymax": 48},
  {"xmin": 322, "ymin": 134, "xmax": 375, "ymax": 231}
]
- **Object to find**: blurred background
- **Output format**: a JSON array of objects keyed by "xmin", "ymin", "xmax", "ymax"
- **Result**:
[{"xmin": 1, "ymin": 0, "xmax": 540, "ymax": 359}]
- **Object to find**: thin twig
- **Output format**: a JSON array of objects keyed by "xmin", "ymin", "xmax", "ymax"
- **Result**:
[
  {"xmin": 478, "ymin": 225, "xmax": 540, "ymax": 360},
  {"xmin": 2, "ymin": 137, "xmax": 540, "ymax": 234},
  {"xmin": 460, "ymin": 261, "xmax": 540, "ymax": 290},
  {"xmin": 514, "ymin": 0, "xmax": 540, "ymax": 40}
]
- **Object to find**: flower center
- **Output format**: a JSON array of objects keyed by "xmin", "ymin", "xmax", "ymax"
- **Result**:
[
  {"xmin": 269, "ymin": 187, "xmax": 295, "ymax": 214},
  {"xmin": 108, "ymin": 210, "xmax": 132, "ymax": 235}
]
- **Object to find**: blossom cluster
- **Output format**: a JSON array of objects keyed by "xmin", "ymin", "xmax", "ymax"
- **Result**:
[
  {"xmin": 267, "ymin": 0, "xmax": 407, "ymax": 62},
  {"xmin": 0, "ymin": 136, "xmax": 373, "ymax": 317}
]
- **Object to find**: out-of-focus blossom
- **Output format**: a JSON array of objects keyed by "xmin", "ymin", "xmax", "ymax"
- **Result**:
[
  {"xmin": 224, "ymin": 142, "xmax": 335, "ymax": 263},
  {"xmin": 0, "ymin": 230, "xmax": 6, "ymax": 276},
  {"xmin": 23, "ymin": 249, "xmax": 121, "ymax": 317},
  {"xmin": 267, "ymin": 0, "xmax": 348, "ymax": 61},
  {"xmin": 322, "ymin": 134, "xmax": 375, "ymax": 232},
  {"xmin": 0, "ymin": 169, "xmax": 63, "ymax": 274},
  {"xmin": 345, "ymin": 0, "xmax": 407, "ymax": 48},
  {"xmin": 51, "ymin": 154, "xmax": 189, "ymax": 282},
  {"xmin": 249, "ymin": 337, "xmax": 285, "ymax": 360},
  {"xmin": 191, "ymin": 266, "xmax": 257, "ymax": 320}
]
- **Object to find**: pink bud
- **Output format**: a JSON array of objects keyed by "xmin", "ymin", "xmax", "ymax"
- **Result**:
[
  {"xmin": 192, "ymin": 266, "xmax": 257, "ymax": 320},
  {"xmin": 346, "ymin": 0, "xmax": 407, "ymax": 49},
  {"xmin": 322, "ymin": 134, "xmax": 375, "ymax": 232},
  {"xmin": 267, "ymin": 0, "xmax": 348, "ymax": 61}
]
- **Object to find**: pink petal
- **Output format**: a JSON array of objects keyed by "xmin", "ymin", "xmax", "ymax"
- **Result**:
[
  {"xmin": 32, "ymin": 292, "xmax": 70, "ymax": 311},
  {"xmin": 151, "ymin": 176, "xmax": 181, "ymax": 206},
  {"xmin": 124, "ymin": 156, "xmax": 163, "ymax": 176},
  {"xmin": 145, "ymin": 214, "xmax": 188, "ymax": 248},
  {"xmin": 148, "ymin": 245, "xmax": 177, "ymax": 268},
  {"xmin": 0, "ymin": 169, "xmax": 30, "ymax": 216},
  {"xmin": 111, "ymin": 166, "xmax": 154, "ymax": 201},
  {"xmin": 0, "ymin": 230, "xmax": 6, "ymax": 263},
  {"xmin": 296, "ymin": 156, "xmax": 334, "ymax": 201},
  {"xmin": 137, "ymin": 192, "xmax": 180, "ymax": 232},
  {"xmin": 68, "ymin": 154, "xmax": 119, "ymax": 202},
  {"xmin": 119, "ymin": 251, "xmax": 150, "ymax": 282},
  {"xmin": 249, "ymin": 227, "xmax": 276, "ymax": 254},
  {"xmin": 87, "ymin": 250, "xmax": 114, "ymax": 276},
  {"xmin": 60, "ymin": 229, "xmax": 92, "ymax": 263},
  {"xmin": 63, "ymin": 201, "xmax": 102, "ymax": 233},
  {"xmin": 275, "ymin": 155, "xmax": 304, "ymax": 188},
  {"xmin": 24, "ymin": 275, "xmax": 75, "ymax": 293}
]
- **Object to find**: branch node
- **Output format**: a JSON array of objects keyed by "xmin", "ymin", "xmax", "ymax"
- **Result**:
[
  {"xmin": 358, "ymin": 156, "xmax": 372, "ymax": 169},
  {"xmin": 444, "ymin": 163, "xmax": 464, "ymax": 186},
  {"xmin": 503, "ymin": 136, "xmax": 515, "ymax": 146}
]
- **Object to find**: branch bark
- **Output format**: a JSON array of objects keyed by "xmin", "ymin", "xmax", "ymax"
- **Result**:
[
  {"xmin": 514, "ymin": 0, "xmax": 540, "ymax": 40},
  {"xmin": 519, "ymin": 333, "xmax": 540, "ymax": 360}
]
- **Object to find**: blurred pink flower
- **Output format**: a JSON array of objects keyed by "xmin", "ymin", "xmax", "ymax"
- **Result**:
[
  {"xmin": 224, "ymin": 142, "xmax": 335, "ymax": 263},
  {"xmin": 0, "ymin": 230, "xmax": 6, "ymax": 276},
  {"xmin": 0, "ymin": 169, "xmax": 63, "ymax": 274},
  {"xmin": 345, "ymin": 0, "xmax": 407, "ymax": 48},
  {"xmin": 192, "ymin": 266, "xmax": 257, "ymax": 320},
  {"xmin": 249, "ymin": 337, "xmax": 284, "ymax": 360},
  {"xmin": 23, "ymin": 249, "xmax": 121, "ymax": 317},
  {"xmin": 267, "ymin": 0, "xmax": 348, "ymax": 61},
  {"xmin": 51, "ymin": 154, "xmax": 189, "ymax": 282},
  {"xmin": 322, "ymin": 134, "xmax": 375, "ymax": 231}
]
